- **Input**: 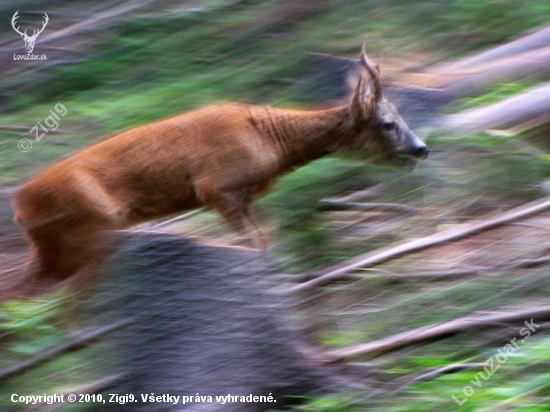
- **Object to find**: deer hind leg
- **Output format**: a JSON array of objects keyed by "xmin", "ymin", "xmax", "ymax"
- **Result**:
[
  {"xmin": 19, "ymin": 174, "xmax": 127, "ymax": 285},
  {"xmin": 14, "ymin": 203, "xmax": 84, "ymax": 283},
  {"xmin": 25, "ymin": 227, "xmax": 61, "ymax": 286},
  {"xmin": 25, "ymin": 218, "xmax": 106, "ymax": 283}
]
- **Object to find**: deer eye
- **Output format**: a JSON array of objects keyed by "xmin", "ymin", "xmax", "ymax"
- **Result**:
[{"xmin": 382, "ymin": 121, "xmax": 396, "ymax": 131}]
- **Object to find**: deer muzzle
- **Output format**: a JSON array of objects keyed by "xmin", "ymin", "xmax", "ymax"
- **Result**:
[{"xmin": 395, "ymin": 132, "xmax": 429, "ymax": 170}]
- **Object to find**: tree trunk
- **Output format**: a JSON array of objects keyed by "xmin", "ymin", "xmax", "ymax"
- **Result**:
[{"xmin": 86, "ymin": 231, "xmax": 340, "ymax": 412}]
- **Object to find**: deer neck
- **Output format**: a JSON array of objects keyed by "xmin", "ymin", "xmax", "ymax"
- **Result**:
[{"xmin": 260, "ymin": 105, "xmax": 357, "ymax": 171}]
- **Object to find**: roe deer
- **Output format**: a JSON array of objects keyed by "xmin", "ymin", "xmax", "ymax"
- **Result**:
[{"xmin": 13, "ymin": 46, "xmax": 428, "ymax": 282}]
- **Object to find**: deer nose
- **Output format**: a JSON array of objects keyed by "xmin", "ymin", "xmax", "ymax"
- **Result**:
[{"xmin": 414, "ymin": 146, "xmax": 429, "ymax": 159}]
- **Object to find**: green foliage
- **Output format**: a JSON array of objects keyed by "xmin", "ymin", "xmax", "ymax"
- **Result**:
[
  {"xmin": 0, "ymin": 290, "xmax": 85, "ymax": 409},
  {"xmin": 292, "ymin": 337, "xmax": 550, "ymax": 411},
  {"xmin": 0, "ymin": 290, "xmax": 70, "ymax": 357},
  {"xmin": 468, "ymin": 153, "xmax": 550, "ymax": 197},
  {"xmin": 447, "ymin": 82, "xmax": 531, "ymax": 114},
  {"xmin": 261, "ymin": 158, "xmax": 398, "ymax": 272},
  {"xmin": 384, "ymin": 337, "xmax": 550, "ymax": 411},
  {"xmin": 2, "ymin": 0, "xmax": 549, "ymax": 184}
]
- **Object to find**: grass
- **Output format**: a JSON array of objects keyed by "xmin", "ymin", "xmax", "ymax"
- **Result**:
[{"xmin": 3, "ymin": 0, "xmax": 550, "ymax": 183}]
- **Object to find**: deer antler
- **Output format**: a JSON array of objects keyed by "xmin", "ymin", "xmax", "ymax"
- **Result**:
[
  {"xmin": 33, "ymin": 13, "xmax": 49, "ymax": 39},
  {"xmin": 360, "ymin": 44, "xmax": 383, "ymax": 103},
  {"xmin": 11, "ymin": 11, "xmax": 48, "ymax": 40},
  {"xmin": 11, "ymin": 11, "xmax": 27, "ymax": 37}
]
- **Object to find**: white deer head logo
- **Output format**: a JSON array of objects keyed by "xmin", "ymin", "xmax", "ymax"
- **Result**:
[{"xmin": 11, "ymin": 11, "xmax": 48, "ymax": 54}]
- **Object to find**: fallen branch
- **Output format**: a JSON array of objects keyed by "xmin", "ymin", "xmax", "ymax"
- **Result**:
[
  {"xmin": 396, "ymin": 48, "xmax": 550, "ymax": 104},
  {"xmin": 486, "ymin": 112, "xmax": 550, "ymax": 138},
  {"xmin": 437, "ymin": 47, "xmax": 550, "ymax": 98},
  {"xmin": 283, "ymin": 196, "xmax": 550, "ymax": 293},
  {"xmin": 324, "ymin": 183, "xmax": 387, "ymax": 203},
  {"xmin": 0, "ymin": 318, "xmax": 133, "ymax": 381},
  {"xmin": 325, "ymin": 306, "xmax": 550, "ymax": 361},
  {"xmin": 411, "ymin": 362, "xmax": 485, "ymax": 383},
  {"xmin": 297, "ymin": 258, "xmax": 550, "ymax": 318},
  {"xmin": 432, "ymin": 25, "xmax": 550, "ymax": 73},
  {"xmin": 337, "ymin": 256, "xmax": 550, "ymax": 283},
  {"xmin": 441, "ymin": 82, "xmax": 550, "ymax": 134}
]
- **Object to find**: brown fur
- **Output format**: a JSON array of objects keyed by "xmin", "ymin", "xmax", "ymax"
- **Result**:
[{"xmin": 12, "ymin": 49, "xmax": 428, "ymax": 282}]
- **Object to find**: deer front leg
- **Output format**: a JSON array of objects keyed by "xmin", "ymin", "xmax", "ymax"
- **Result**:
[
  {"xmin": 195, "ymin": 185, "xmax": 269, "ymax": 249},
  {"xmin": 240, "ymin": 205, "xmax": 272, "ymax": 250}
]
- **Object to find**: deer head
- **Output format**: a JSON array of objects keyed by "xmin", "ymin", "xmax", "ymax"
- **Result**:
[
  {"xmin": 350, "ymin": 45, "xmax": 429, "ymax": 170},
  {"xmin": 12, "ymin": 11, "xmax": 49, "ymax": 54}
]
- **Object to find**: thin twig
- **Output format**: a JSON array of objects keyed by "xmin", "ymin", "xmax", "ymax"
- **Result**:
[
  {"xmin": 284, "ymin": 196, "xmax": 550, "ymax": 293},
  {"xmin": 325, "ymin": 306, "xmax": 550, "ymax": 361}
]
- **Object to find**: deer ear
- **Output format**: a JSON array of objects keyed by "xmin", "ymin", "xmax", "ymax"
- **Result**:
[{"xmin": 350, "ymin": 75, "xmax": 374, "ymax": 121}]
